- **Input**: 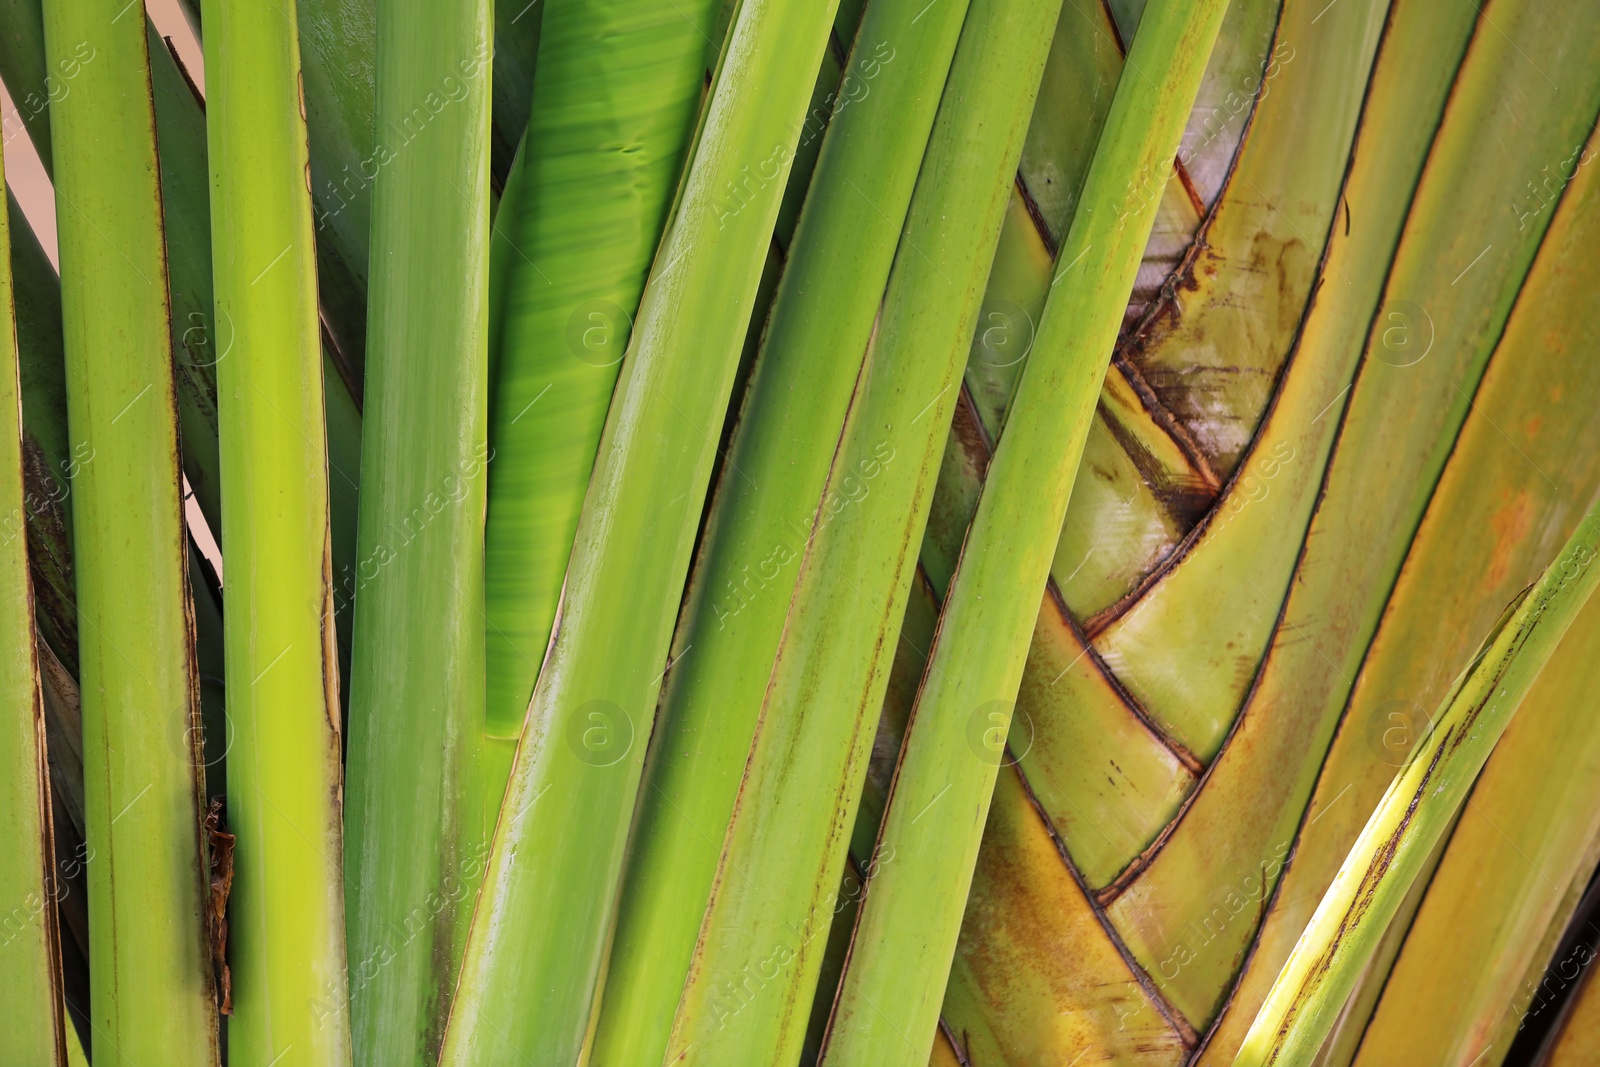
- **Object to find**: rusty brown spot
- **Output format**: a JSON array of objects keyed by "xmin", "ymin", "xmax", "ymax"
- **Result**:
[
  {"xmin": 1485, "ymin": 489, "xmax": 1534, "ymax": 589},
  {"xmin": 204, "ymin": 797, "xmax": 235, "ymax": 1015}
]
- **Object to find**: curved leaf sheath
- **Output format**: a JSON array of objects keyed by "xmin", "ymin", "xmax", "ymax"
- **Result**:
[
  {"xmin": 1118, "ymin": 0, "xmax": 1600, "ymax": 1031},
  {"xmin": 1237, "ymin": 494, "xmax": 1600, "ymax": 1062}
]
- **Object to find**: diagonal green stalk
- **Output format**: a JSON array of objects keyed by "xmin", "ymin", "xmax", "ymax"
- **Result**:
[
  {"xmin": 0, "ymin": 0, "xmax": 368, "ymax": 703},
  {"xmin": 11, "ymin": 191, "xmax": 76, "ymax": 674},
  {"xmin": 1235, "ymin": 499, "xmax": 1600, "ymax": 1065},
  {"xmin": 0, "ymin": 0, "xmax": 230, "ymax": 535},
  {"xmin": 184, "ymin": 0, "xmax": 379, "ymax": 378},
  {"xmin": 437, "ymin": 0, "xmax": 845, "ymax": 1059},
  {"xmin": 817, "ymin": 2, "xmax": 1229, "ymax": 1062},
  {"xmin": 586, "ymin": 0, "xmax": 976, "ymax": 1060},
  {"xmin": 147, "ymin": 17, "xmax": 224, "ymax": 533},
  {"xmin": 40, "ymin": 0, "xmax": 218, "ymax": 1060},
  {"xmin": 341, "ymin": 0, "xmax": 493, "ymax": 1061},
  {"xmin": 0, "ymin": 134, "xmax": 68, "ymax": 1067},
  {"xmin": 0, "ymin": 0, "xmax": 54, "ymax": 172},
  {"xmin": 201, "ymin": 0, "xmax": 350, "ymax": 1062},
  {"xmin": 663, "ymin": 0, "xmax": 1066, "ymax": 1058},
  {"xmin": 482, "ymin": 0, "xmax": 717, "ymax": 747}
]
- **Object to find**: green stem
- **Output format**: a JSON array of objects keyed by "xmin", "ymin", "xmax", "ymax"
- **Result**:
[
  {"xmin": 662, "ymin": 0, "xmax": 1066, "ymax": 1058},
  {"xmin": 437, "ymin": 0, "xmax": 844, "ymax": 1059},
  {"xmin": 586, "ymin": 0, "xmax": 976, "ymax": 1060},
  {"xmin": 41, "ymin": 0, "xmax": 219, "ymax": 1058},
  {"xmin": 201, "ymin": 0, "xmax": 351, "ymax": 1060},
  {"xmin": 817, "ymin": 3, "xmax": 1230, "ymax": 1062},
  {"xmin": 341, "ymin": 0, "xmax": 493, "ymax": 1060}
]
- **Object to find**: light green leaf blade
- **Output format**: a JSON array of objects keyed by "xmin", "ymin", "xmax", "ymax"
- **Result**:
[
  {"xmin": 483, "ymin": 0, "xmax": 717, "ymax": 742},
  {"xmin": 341, "ymin": 1, "xmax": 493, "ymax": 1061},
  {"xmin": 438, "ymin": 0, "xmax": 844, "ymax": 1058}
]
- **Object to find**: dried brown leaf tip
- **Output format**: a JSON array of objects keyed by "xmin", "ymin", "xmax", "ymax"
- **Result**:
[{"xmin": 204, "ymin": 797, "xmax": 236, "ymax": 1015}]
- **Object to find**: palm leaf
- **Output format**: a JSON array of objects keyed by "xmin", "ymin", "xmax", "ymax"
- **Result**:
[
  {"xmin": 932, "ymin": 0, "xmax": 1600, "ymax": 1059},
  {"xmin": 5, "ymin": 0, "xmax": 1600, "ymax": 1058},
  {"xmin": 820, "ymin": 3, "xmax": 1230, "ymax": 1061}
]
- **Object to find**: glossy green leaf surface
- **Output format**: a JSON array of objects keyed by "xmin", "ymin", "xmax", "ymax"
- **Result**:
[{"xmin": 483, "ymin": 0, "xmax": 717, "ymax": 741}]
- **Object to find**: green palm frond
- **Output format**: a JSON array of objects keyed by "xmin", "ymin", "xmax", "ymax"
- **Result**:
[{"xmin": 5, "ymin": 0, "xmax": 1600, "ymax": 1063}]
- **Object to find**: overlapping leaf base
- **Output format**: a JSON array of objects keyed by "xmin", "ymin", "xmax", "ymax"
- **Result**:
[{"xmin": 849, "ymin": 0, "xmax": 1600, "ymax": 1061}]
